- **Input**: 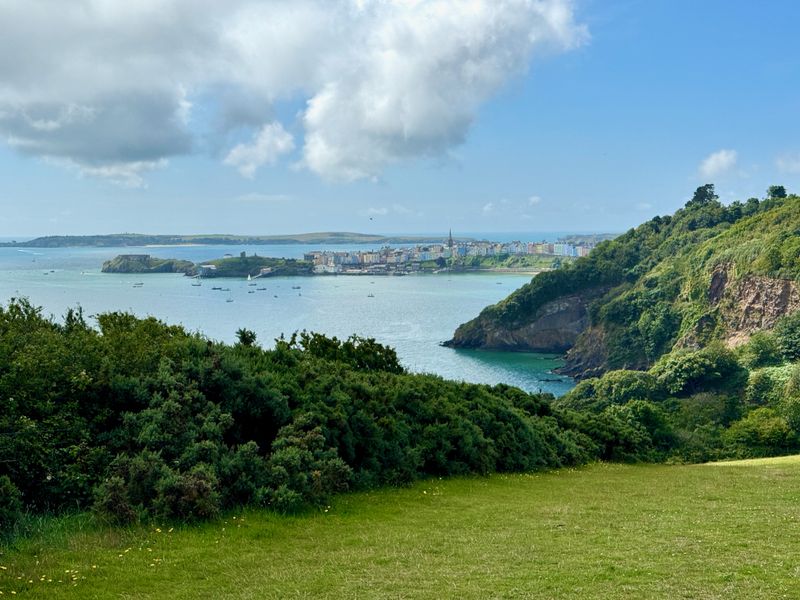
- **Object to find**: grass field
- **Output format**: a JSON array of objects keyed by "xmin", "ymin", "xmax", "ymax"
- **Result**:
[{"xmin": 2, "ymin": 457, "xmax": 800, "ymax": 599}]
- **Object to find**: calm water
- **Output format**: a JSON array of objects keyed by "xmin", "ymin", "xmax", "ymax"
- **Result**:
[{"xmin": 0, "ymin": 244, "xmax": 574, "ymax": 396}]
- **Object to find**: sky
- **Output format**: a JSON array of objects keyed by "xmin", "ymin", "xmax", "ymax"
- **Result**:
[{"xmin": 0, "ymin": 0, "xmax": 799, "ymax": 237}]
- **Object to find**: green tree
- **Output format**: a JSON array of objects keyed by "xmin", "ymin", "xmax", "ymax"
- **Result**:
[
  {"xmin": 686, "ymin": 184, "xmax": 718, "ymax": 208},
  {"xmin": 767, "ymin": 185, "xmax": 787, "ymax": 200},
  {"xmin": 236, "ymin": 328, "xmax": 257, "ymax": 347}
]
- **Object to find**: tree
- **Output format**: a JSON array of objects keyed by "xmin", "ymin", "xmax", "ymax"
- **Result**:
[
  {"xmin": 767, "ymin": 185, "xmax": 787, "ymax": 200},
  {"xmin": 235, "ymin": 328, "xmax": 257, "ymax": 347},
  {"xmin": 686, "ymin": 184, "xmax": 718, "ymax": 208}
]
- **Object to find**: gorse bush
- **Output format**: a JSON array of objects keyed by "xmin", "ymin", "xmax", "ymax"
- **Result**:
[
  {"xmin": 5, "ymin": 295, "xmax": 800, "ymax": 534},
  {"xmin": 0, "ymin": 299, "xmax": 652, "ymax": 532}
]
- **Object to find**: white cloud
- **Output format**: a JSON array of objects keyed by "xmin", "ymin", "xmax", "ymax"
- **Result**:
[
  {"xmin": 482, "ymin": 202, "xmax": 495, "ymax": 213},
  {"xmin": 223, "ymin": 122, "xmax": 294, "ymax": 178},
  {"xmin": 0, "ymin": 0, "xmax": 587, "ymax": 185},
  {"xmin": 528, "ymin": 195, "xmax": 542, "ymax": 206},
  {"xmin": 635, "ymin": 202, "xmax": 653, "ymax": 211},
  {"xmin": 776, "ymin": 154, "xmax": 800, "ymax": 174},
  {"xmin": 45, "ymin": 157, "xmax": 168, "ymax": 188},
  {"xmin": 699, "ymin": 149, "xmax": 737, "ymax": 178}
]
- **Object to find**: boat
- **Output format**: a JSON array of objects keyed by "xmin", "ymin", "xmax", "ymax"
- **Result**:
[
  {"xmin": 133, "ymin": 282, "xmax": 144, "ymax": 288},
  {"xmin": 367, "ymin": 293, "xmax": 375, "ymax": 298},
  {"xmin": 257, "ymin": 287, "xmax": 267, "ymax": 291},
  {"xmin": 248, "ymin": 290, "xmax": 255, "ymax": 294},
  {"xmin": 291, "ymin": 285, "xmax": 301, "ymax": 289},
  {"xmin": 226, "ymin": 298, "xmax": 234, "ymax": 303},
  {"xmin": 248, "ymin": 283, "xmax": 257, "ymax": 287},
  {"xmin": 221, "ymin": 287, "xmax": 231, "ymax": 292},
  {"xmin": 191, "ymin": 282, "xmax": 201, "ymax": 287},
  {"xmin": 212, "ymin": 286, "xmax": 222, "ymax": 290}
]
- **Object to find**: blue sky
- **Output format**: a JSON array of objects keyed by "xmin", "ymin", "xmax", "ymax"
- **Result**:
[{"xmin": 0, "ymin": 0, "xmax": 798, "ymax": 236}]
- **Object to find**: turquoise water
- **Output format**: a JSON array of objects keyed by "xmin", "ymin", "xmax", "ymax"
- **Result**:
[{"xmin": 0, "ymin": 244, "xmax": 575, "ymax": 396}]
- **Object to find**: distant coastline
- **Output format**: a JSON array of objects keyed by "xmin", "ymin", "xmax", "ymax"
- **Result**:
[{"xmin": 0, "ymin": 232, "xmax": 476, "ymax": 248}]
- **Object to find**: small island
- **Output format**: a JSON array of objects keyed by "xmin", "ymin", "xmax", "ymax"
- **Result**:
[
  {"xmin": 101, "ymin": 254, "xmax": 195, "ymax": 274},
  {"xmin": 102, "ymin": 253, "xmax": 313, "ymax": 278}
]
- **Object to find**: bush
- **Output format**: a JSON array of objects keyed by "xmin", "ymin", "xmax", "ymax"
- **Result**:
[
  {"xmin": 738, "ymin": 331, "xmax": 782, "ymax": 369},
  {"xmin": 775, "ymin": 311, "xmax": 800, "ymax": 361},
  {"xmin": 650, "ymin": 345, "xmax": 747, "ymax": 396},
  {"xmin": 154, "ymin": 464, "xmax": 221, "ymax": 521},
  {"xmin": 0, "ymin": 475, "xmax": 23, "ymax": 534},
  {"xmin": 558, "ymin": 370, "xmax": 663, "ymax": 412},
  {"xmin": 745, "ymin": 366, "xmax": 793, "ymax": 407},
  {"xmin": 92, "ymin": 476, "xmax": 137, "ymax": 525},
  {"xmin": 721, "ymin": 408, "xmax": 798, "ymax": 458}
]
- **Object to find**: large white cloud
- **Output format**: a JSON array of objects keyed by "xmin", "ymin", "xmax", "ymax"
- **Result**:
[{"xmin": 0, "ymin": 0, "xmax": 587, "ymax": 183}]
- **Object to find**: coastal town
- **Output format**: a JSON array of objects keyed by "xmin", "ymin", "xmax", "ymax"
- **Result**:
[
  {"xmin": 101, "ymin": 234, "xmax": 607, "ymax": 278},
  {"xmin": 302, "ymin": 233, "xmax": 600, "ymax": 275}
]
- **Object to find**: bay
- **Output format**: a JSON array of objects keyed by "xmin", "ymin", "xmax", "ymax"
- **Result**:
[{"xmin": 0, "ymin": 243, "xmax": 575, "ymax": 396}]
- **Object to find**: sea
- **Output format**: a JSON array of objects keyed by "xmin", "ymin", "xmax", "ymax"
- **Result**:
[{"xmin": 0, "ymin": 235, "xmax": 577, "ymax": 396}]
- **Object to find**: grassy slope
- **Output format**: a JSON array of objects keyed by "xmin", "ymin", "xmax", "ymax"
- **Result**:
[{"xmin": 3, "ymin": 457, "xmax": 800, "ymax": 599}]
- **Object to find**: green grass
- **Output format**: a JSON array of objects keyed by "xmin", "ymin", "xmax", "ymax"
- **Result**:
[{"xmin": 3, "ymin": 458, "xmax": 800, "ymax": 599}]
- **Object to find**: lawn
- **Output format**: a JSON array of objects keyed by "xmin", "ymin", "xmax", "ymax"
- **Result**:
[{"xmin": 2, "ymin": 457, "xmax": 800, "ymax": 599}]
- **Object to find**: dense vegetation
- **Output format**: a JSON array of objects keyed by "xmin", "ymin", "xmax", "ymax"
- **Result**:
[
  {"xmin": 1, "ymin": 299, "xmax": 670, "ymax": 535},
  {"xmin": 556, "ymin": 313, "xmax": 800, "ymax": 462},
  {"xmin": 450, "ymin": 254, "xmax": 567, "ymax": 271},
  {"xmin": 451, "ymin": 185, "xmax": 799, "ymax": 375},
  {"xmin": 199, "ymin": 255, "xmax": 313, "ymax": 277},
  {"xmin": 101, "ymin": 255, "xmax": 195, "ymax": 275}
]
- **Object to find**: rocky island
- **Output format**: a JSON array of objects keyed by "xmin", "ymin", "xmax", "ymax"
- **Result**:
[
  {"xmin": 102, "ymin": 253, "xmax": 313, "ymax": 278},
  {"xmin": 101, "ymin": 254, "xmax": 195, "ymax": 274}
]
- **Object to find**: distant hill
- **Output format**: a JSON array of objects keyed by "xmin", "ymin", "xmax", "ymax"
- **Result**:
[
  {"xmin": 1, "ymin": 232, "xmax": 471, "ymax": 248},
  {"xmin": 446, "ymin": 186, "xmax": 800, "ymax": 378}
]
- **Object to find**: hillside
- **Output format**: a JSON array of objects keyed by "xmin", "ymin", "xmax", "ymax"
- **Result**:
[
  {"xmin": 446, "ymin": 186, "xmax": 800, "ymax": 378},
  {"xmin": 1, "ymin": 232, "xmax": 470, "ymax": 248}
]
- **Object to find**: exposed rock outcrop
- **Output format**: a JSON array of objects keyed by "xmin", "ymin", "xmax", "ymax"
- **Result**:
[
  {"xmin": 557, "ymin": 326, "xmax": 610, "ymax": 379},
  {"xmin": 710, "ymin": 264, "xmax": 800, "ymax": 346},
  {"xmin": 445, "ymin": 287, "xmax": 607, "ymax": 352}
]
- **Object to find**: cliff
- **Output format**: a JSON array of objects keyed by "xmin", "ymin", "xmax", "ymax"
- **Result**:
[
  {"xmin": 447, "ymin": 187, "xmax": 800, "ymax": 379},
  {"xmin": 445, "ymin": 287, "xmax": 606, "ymax": 352}
]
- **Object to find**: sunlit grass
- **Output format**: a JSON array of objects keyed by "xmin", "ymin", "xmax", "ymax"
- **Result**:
[{"xmin": 2, "ymin": 457, "xmax": 800, "ymax": 599}]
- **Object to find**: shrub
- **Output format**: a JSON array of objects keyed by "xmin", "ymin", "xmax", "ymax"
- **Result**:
[
  {"xmin": 92, "ymin": 476, "xmax": 137, "ymax": 525},
  {"xmin": 721, "ymin": 408, "xmax": 798, "ymax": 458},
  {"xmin": 650, "ymin": 345, "xmax": 747, "ymax": 396},
  {"xmin": 154, "ymin": 464, "xmax": 221, "ymax": 521},
  {"xmin": 775, "ymin": 311, "xmax": 800, "ymax": 361},
  {"xmin": 0, "ymin": 475, "xmax": 23, "ymax": 534},
  {"xmin": 558, "ymin": 370, "xmax": 663, "ymax": 412},
  {"xmin": 738, "ymin": 331, "xmax": 782, "ymax": 369},
  {"xmin": 745, "ymin": 366, "xmax": 793, "ymax": 407}
]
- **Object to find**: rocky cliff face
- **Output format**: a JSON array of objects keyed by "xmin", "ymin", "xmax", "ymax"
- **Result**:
[
  {"xmin": 710, "ymin": 264, "xmax": 800, "ymax": 347},
  {"xmin": 445, "ymin": 287, "xmax": 606, "ymax": 352}
]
